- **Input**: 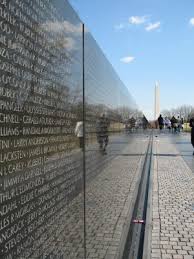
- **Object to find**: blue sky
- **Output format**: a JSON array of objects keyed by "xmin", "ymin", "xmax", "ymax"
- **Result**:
[{"xmin": 69, "ymin": 0, "xmax": 194, "ymax": 119}]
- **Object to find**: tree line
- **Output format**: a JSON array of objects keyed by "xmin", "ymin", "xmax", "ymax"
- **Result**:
[{"xmin": 161, "ymin": 105, "xmax": 194, "ymax": 122}]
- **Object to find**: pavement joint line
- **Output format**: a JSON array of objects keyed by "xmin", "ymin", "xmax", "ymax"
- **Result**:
[
  {"xmin": 114, "ymin": 154, "xmax": 146, "ymax": 259},
  {"xmin": 143, "ymin": 139, "xmax": 154, "ymax": 259},
  {"xmin": 153, "ymin": 153, "xmax": 180, "ymax": 156}
]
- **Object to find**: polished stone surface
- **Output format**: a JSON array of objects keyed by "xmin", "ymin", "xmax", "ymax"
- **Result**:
[{"xmin": 0, "ymin": 1, "xmax": 140, "ymax": 259}]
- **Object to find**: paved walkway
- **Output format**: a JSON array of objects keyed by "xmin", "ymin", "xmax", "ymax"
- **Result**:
[
  {"xmin": 146, "ymin": 134, "xmax": 194, "ymax": 259},
  {"xmin": 21, "ymin": 134, "xmax": 149, "ymax": 259},
  {"xmin": 85, "ymin": 135, "xmax": 148, "ymax": 259}
]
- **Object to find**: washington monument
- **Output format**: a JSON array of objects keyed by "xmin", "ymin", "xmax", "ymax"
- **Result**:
[{"xmin": 154, "ymin": 81, "xmax": 160, "ymax": 120}]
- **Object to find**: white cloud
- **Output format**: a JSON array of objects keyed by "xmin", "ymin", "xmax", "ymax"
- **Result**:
[
  {"xmin": 120, "ymin": 56, "xmax": 135, "ymax": 63},
  {"xmin": 129, "ymin": 16, "xmax": 147, "ymax": 25},
  {"xmin": 42, "ymin": 21, "xmax": 82, "ymax": 34},
  {"xmin": 145, "ymin": 22, "xmax": 161, "ymax": 31},
  {"xmin": 115, "ymin": 15, "xmax": 149, "ymax": 30},
  {"xmin": 189, "ymin": 18, "xmax": 194, "ymax": 26}
]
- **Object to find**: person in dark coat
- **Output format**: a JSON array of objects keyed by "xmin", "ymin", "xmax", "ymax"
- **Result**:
[
  {"xmin": 129, "ymin": 117, "xmax": 136, "ymax": 132},
  {"xmin": 96, "ymin": 113, "xmax": 110, "ymax": 154},
  {"xmin": 158, "ymin": 114, "xmax": 164, "ymax": 130},
  {"xmin": 189, "ymin": 115, "xmax": 194, "ymax": 155},
  {"xmin": 171, "ymin": 116, "xmax": 178, "ymax": 133}
]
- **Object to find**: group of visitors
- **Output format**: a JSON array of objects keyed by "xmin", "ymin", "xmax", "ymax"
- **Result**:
[
  {"xmin": 157, "ymin": 113, "xmax": 194, "ymax": 156},
  {"xmin": 157, "ymin": 114, "xmax": 183, "ymax": 133}
]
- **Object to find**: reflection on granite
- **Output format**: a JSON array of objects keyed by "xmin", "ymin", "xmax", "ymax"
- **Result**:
[
  {"xmin": 0, "ymin": 0, "xmax": 84, "ymax": 258},
  {"xmin": 0, "ymin": 0, "xmax": 140, "ymax": 259}
]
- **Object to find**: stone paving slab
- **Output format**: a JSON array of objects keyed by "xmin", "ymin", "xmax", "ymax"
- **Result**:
[{"xmin": 145, "ymin": 135, "xmax": 194, "ymax": 259}]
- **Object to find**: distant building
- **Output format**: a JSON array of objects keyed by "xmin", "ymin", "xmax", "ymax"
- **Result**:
[{"xmin": 154, "ymin": 81, "xmax": 160, "ymax": 120}]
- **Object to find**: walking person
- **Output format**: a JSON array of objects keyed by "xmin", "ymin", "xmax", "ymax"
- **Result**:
[
  {"xmin": 177, "ymin": 116, "xmax": 182, "ymax": 132},
  {"xmin": 129, "ymin": 117, "xmax": 136, "ymax": 132},
  {"xmin": 181, "ymin": 117, "xmax": 184, "ymax": 131},
  {"xmin": 189, "ymin": 114, "xmax": 194, "ymax": 155},
  {"xmin": 158, "ymin": 114, "xmax": 164, "ymax": 131},
  {"xmin": 165, "ymin": 117, "xmax": 171, "ymax": 131},
  {"xmin": 171, "ymin": 116, "xmax": 178, "ymax": 133},
  {"xmin": 96, "ymin": 113, "xmax": 110, "ymax": 154}
]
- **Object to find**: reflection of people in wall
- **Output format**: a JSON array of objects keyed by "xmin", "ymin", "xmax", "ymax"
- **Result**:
[
  {"xmin": 142, "ymin": 115, "xmax": 148, "ymax": 130},
  {"xmin": 96, "ymin": 113, "xmax": 110, "ymax": 154},
  {"xmin": 129, "ymin": 117, "xmax": 136, "ymax": 132},
  {"xmin": 75, "ymin": 121, "xmax": 84, "ymax": 149}
]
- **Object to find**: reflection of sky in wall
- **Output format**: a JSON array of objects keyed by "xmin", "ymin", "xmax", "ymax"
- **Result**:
[
  {"xmin": 39, "ymin": 1, "xmax": 136, "ymax": 111},
  {"xmin": 41, "ymin": 7, "xmax": 83, "ymax": 102},
  {"xmin": 42, "ymin": 20, "xmax": 82, "ymax": 51},
  {"xmin": 85, "ymin": 33, "xmax": 136, "ymax": 109}
]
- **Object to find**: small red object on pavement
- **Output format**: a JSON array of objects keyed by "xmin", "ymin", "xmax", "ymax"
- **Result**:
[{"xmin": 132, "ymin": 219, "xmax": 145, "ymax": 224}]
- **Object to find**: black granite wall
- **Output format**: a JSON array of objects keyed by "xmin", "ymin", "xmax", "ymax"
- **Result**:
[{"xmin": 0, "ymin": 1, "xmax": 138, "ymax": 259}]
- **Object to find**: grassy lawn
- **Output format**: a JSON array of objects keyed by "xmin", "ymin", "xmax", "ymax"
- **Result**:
[{"xmin": 183, "ymin": 123, "xmax": 191, "ymax": 132}]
